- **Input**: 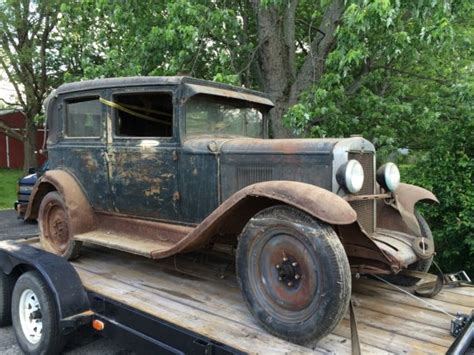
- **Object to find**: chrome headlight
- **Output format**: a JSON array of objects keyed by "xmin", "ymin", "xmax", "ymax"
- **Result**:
[
  {"xmin": 337, "ymin": 160, "xmax": 364, "ymax": 193},
  {"xmin": 376, "ymin": 162, "xmax": 400, "ymax": 192}
]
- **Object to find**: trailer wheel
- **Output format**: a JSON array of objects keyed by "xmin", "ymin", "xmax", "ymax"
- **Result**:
[
  {"xmin": 39, "ymin": 191, "xmax": 82, "ymax": 260},
  {"xmin": 0, "ymin": 271, "xmax": 16, "ymax": 326},
  {"xmin": 236, "ymin": 205, "xmax": 351, "ymax": 344},
  {"xmin": 11, "ymin": 271, "xmax": 65, "ymax": 354}
]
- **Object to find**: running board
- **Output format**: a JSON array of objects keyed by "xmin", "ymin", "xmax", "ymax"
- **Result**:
[{"xmin": 75, "ymin": 213, "xmax": 194, "ymax": 258}]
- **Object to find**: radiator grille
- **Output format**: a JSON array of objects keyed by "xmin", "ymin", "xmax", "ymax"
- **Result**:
[
  {"xmin": 348, "ymin": 151, "xmax": 375, "ymax": 234},
  {"xmin": 236, "ymin": 166, "xmax": 273, "ymax": 190}
]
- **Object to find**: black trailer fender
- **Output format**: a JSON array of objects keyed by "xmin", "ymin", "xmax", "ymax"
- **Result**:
[{"xmin": 0, "ymin": 241, "xmax": 91, "ymax": 333}]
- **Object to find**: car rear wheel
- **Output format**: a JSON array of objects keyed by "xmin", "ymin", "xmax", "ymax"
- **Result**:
[
  {"xmin": 39, "ymin": 191, "xmax": 82, "ymax": 260},
  {"xmin": 11, "ymin": 271, "xmax": 65, "ymax": 354},
  {"xmin": 236, "ymin": 205, "xmax": 351, "ymax": 344}
]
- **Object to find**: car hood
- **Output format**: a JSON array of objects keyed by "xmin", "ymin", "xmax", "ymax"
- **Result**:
[{"xmin": 182, "ymin": 136, "xmax": 374, "ymax": 155}]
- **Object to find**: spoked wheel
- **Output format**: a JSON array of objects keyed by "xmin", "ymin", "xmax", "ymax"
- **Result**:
[
  {"xmin": 39, "ymin": 191, "xmax": 81, "ymax": 260},
  {"xmin": 12, "ymin": 271, "xmax": 64, "ymax": 354},
  {"xmin": 236, "ymin": 205, "xmax": 351, "ymax": 344}
]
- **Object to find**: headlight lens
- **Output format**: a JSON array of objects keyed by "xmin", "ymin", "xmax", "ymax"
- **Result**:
[
  {"xmin": 376, "ymin": 162, "xmax": 400, "ymax": 192},
  {"xmin": 337, "ymin": 160, "xmax": 364, "ymax": 193}
]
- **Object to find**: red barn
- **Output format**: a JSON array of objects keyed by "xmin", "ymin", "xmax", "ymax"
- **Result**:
[{"xmin": 0, "ymin": 109, "xmax": 47, "ymax": 169}]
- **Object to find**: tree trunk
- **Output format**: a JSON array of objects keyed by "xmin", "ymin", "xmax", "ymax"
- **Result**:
[
  {"xmin": 23, "ymin": 114, "xmax": 37, "ymax": 173},
  {"xmin": 252, "ymin": 0, "xmax": 344, "ymax": 138}
]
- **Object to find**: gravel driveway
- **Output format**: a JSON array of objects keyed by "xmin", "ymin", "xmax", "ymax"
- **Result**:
[{"xmin": 0, "ymin": 209, "xmax": 131, "ymax": 354}]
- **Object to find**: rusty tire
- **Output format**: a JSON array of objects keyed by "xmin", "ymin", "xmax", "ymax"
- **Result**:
[
  {"xmin": 236, "ymin": 205, "xmax": 351, "ymax": 344},
  {"xmin": 39, "ymin": 191, "xmax": 82, "ymax": 260}
]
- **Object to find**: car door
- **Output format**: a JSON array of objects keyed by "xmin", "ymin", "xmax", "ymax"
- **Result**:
[
  {"xmin": 50, "ymin": 92, "xmax": 112, "ymax": 211},
  {"xmin": 105, "ymin": 87, "xmax": 181, "ymax": 222}
]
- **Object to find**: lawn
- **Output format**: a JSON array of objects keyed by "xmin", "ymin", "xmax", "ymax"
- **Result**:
[{"xmin": 0, "ymin": 169, "xmax": 22, "ymax": 210}]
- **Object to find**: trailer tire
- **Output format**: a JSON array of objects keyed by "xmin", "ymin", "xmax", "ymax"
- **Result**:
[
  {"xmin": 236, "ymin": 205, "xmax": 351, "ymax": 344},
  {"xmin": 11, "ymin": 271, "xmax": 65, "ymax": 355},
  {"xmin": 39, "ymin": 191, "xmax": 82, "ymax": 260},
  {"xmin": 0, "ymin": 271, "xmax": 16, "ymax": 326}
]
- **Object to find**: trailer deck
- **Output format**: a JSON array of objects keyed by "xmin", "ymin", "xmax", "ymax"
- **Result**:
[{"xmin": 54, "ymin": 241, "xmax": 470, "ymax": 354}]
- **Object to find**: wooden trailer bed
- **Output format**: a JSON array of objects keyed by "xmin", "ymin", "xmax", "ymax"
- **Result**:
[{"xmin": 59, "ymin": 243, "xmax": 473, "ymax": 354}]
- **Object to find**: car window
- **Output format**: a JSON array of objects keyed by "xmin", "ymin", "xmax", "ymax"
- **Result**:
[
  {"xmin": 186, "ymin": 95, "xmax": 263, "ymax": 138},
  {"xmin": 66, "ymin": 97, "xmax": 102, "ymax": 138},
  {"xmin": 112, "ymin": 92, "xmax": 173, "ymax": 137}
]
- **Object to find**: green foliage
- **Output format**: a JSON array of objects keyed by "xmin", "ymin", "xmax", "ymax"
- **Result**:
[
  {"xmin": 286, "ymin": 0, "xmax": 474, "ymax": 276},
  {"xmin": 58, "ymin": 0, "xmax": 255, "ymax": 84},
  {"xmin": 0, "ymin": 169, "xmax": 21, "ymax": 210}
]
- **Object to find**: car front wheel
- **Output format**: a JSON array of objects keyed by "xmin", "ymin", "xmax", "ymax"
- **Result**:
[{"xmin": 236, "ymin": 205, "xmax": 351, "ymax": 344}]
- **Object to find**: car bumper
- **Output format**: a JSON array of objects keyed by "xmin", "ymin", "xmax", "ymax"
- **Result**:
[{"xmin": 14, "ymin": 201, "xmax": 28, "ymax": 217}]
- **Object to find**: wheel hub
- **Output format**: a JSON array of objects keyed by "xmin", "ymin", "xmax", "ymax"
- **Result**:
[
  {"xmin": 19, "ymin": 289, "xmax": 43, "ymax": 344},
  {"xmin": 43, "ymin": 202, "xmax": 70, "ymax": 254},
  {"xmin": 275, "ymin": 256, "xmax": 302, "ymax": 288}
]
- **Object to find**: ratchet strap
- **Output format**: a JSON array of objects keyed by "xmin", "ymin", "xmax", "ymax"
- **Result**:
[
  {"xmin": 99, "ymin": 97, "xmax": 171, "ymax": 126},
  {"xmin": 350, "ymin": 298, "xmax": 361, "ymax": 355}
]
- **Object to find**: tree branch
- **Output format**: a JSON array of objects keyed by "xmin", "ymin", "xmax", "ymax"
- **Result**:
[
  {"xmin": 373, "ymin": 65, "xmax": 451, "ymax": 85},
  {"xmin": 289, "ymin": 0, "xmax": 344, "ymax": 104},
  {"xmin": 0, "ymin": 120, "xmax": 25, "ymax": 141},
  {"xmin": 0, "ymin": 97, "xmax": 20, "ymax": 107}
]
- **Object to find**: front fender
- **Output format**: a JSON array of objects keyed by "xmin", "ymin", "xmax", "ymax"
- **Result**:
[
  {"xmin": 153, "ymin": 181, "xmax": 356, "ymax": 258},
  {"xmin": 395, "ymin": 183, "xmax": 438, "ymax": 214},
  {"xmin": 378, "ymin": 183, "xmax": 438, "ymax": 237}
]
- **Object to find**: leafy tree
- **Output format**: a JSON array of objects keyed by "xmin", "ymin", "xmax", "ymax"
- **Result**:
[
  {"xmin": 285, "ymin": 0, "xmax": 474, "ymax": 275},
  {"xmin": 0, "ymin": 0, "xmax": 61, "ymax": 172},
  {"xmin": 59, "ymin": 0, "xmax": 349, "ymax": 137}
]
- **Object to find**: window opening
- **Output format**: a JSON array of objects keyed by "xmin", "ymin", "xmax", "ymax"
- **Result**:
[{"xmin": 111, "ymin": 92, "xmax": 173, "ymax": 137}]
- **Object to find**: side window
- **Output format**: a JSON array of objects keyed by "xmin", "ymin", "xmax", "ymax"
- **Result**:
[
  {"xmin": 66, "ymin": 97, "xmax": 102, "ymax": 138},
  {"xmin": 113, "ymin": 92, "xmax": 173, "ymax": 137}
]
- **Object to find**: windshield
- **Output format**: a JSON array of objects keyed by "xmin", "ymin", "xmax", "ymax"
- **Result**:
[{"xmin": 185, "ymin": 95, "xmax": 264, "ymax": 138}]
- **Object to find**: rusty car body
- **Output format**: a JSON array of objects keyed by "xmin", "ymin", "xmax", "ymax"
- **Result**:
[{"xmin": 25, "ymin": 76, "xmax": 438, "ymax": 344}]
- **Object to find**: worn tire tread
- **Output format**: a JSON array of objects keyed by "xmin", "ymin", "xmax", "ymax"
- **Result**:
[
  {"xmin": 237, "ymin": 205, "xmax": 351, "ymax": 344},
  {"xmin": 39, "ymin": 191, "xmax": 82, "ymax": 260}
]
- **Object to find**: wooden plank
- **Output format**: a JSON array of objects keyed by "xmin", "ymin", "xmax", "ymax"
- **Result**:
[
  {"xmin": 28, "ymin": 243, "xmax": 464, "ymax": 353},
  {"xmin": 74, "ymin": 247, "xmax": 389, "ymax": 354},
  {"xmin": 442, "ymin": 286, "xmax": 474, "ymax": 297},
  {"xmin": 75, "ymin": 266, "xmax": 334, "ymax": 354},
  {"xmin": 352, "ymin": 280, "xmax": 472, "ymax": 315},
  {"xmin": 333, "ymin": 318, "xmax": 448, "ymax": 355},
  {"xmin": 351, "ymin": 293, "xmax": 452, "ymax": 330},
  {"xmin": 356, "ymin": 277, "xmax": 474, "ymax": 308},
  {"xmin": 347, "ymin": 306, "xmax": 454, "ymax": 347}
]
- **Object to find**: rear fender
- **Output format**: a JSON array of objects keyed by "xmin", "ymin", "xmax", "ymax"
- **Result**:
[
  {"xmin": 154, "ymin": 181, "xmax": 357, "ymax": 258},
  {"xmin": 25, "ymin": 170, "xmax": 96, "ymax": 235}
]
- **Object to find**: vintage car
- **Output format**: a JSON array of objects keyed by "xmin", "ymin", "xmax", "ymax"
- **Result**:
[{"xmin": 24, "ymin": 77, "xmax": 437, "ymax": 344}]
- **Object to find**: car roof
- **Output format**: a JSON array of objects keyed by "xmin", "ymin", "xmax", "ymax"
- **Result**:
[{"xmin": 53, "ymin": 76, "xmax": 274, "ymax": 107}]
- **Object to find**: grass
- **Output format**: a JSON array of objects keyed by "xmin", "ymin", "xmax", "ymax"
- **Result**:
[{"xmin": 0, "ymin": 169, "xmax": 22, "ymax": 210}]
